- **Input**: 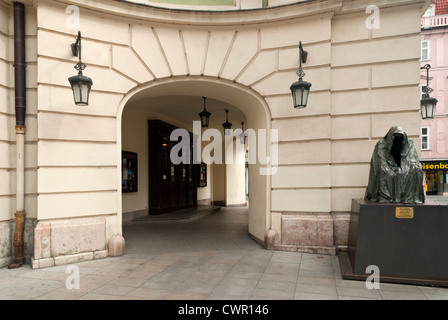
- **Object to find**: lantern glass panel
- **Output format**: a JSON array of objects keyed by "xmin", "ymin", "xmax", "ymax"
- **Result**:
[
  {"xmin": 79, "ymin": 82, "xmax": 91, "ymax": 106},
  {"xmin": 428, "ymin": 103, "xmax": 435, "ymax": 118},
  {"xmin": 293, "ymin": 86, "xmax": 310, "ymax": 109},
  {"xmin": 239, "ymin": 132, "xmax": 247, "ymax": 144},
  {"xmin": 421, "ymin": 103, "xmax": 428, "ymax": 119},
  {"xmin": 290, "ymin": 80, "xmax": 311, "ymax": 109},
  {"xmin": 421, "ymin": 97, "xmax": 438, "ymax": 119},
  {"xmin": 201, "ymin": 116, "xmax": 208, "ymax": 128},
  {"xmin": 199, "ymin": 110, "xmax": 211, "ymax": 128},
  {"xmin": 69, "ymin": 74, "xmax": 92, "ymax": 106},
  {"xmin": 71, "ymin": 82, "xmax": 82, "ymax": 105}
]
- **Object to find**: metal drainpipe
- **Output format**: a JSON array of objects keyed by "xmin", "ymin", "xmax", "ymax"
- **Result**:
[{"xmin": 8, "ymin": 1, "xmax": 26, "ymax": 269}]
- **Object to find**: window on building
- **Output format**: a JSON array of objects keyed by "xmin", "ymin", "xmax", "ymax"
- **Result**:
[
  {"xmin": 421, "ymin": 41, "xmax": 430, "ymax": 61},
  {"xmin": 421, "ymin": 127, "xmax": 430, "ymax": 150}
]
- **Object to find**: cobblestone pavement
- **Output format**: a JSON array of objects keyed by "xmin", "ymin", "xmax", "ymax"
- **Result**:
[{"xmin": 1, "ymin": 200, "xmax": 448, "ymax": 300}]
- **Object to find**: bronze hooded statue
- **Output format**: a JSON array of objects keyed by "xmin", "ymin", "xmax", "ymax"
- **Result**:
[{"xmin": 364, "ymin": 126, "xmax": 425, "ymax": 204}]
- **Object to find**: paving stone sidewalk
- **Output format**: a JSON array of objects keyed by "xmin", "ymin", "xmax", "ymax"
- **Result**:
[{"xmin": 1, "ymin": 203, "xmax": 448, "ymax": 300}]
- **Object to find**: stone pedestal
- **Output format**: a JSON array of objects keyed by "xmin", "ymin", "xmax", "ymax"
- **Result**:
[{"xmin": 339, "ymin": 199, "xmax": 448, "ymax": 287}]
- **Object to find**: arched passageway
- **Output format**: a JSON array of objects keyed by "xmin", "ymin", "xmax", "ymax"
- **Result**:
[{"xmin": 117, "ymin": 77, "xmax": 273, "ymax": 246}]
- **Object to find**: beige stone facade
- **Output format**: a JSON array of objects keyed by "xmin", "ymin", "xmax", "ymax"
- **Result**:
[{"xmin": 0, "ymin": 0, "xmax": 430, "ymax": 268}]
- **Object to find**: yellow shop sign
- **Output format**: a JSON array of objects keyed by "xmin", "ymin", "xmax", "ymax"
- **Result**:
[{"xmin": 420, "ymin": 161, "xmax": 448, "ymax": 170}]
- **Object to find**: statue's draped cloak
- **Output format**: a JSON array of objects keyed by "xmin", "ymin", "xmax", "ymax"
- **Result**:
[{"xmin": 364, "ymin": 127, "xmax": 425, "ymax": 204}]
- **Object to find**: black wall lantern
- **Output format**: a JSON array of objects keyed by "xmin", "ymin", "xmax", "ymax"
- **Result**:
[
  {"xmin": 239, "ymin": 121, "xmax": 247, "ymax": 144},
  {"xmin": 420, "ymin": 64, "xmax": 438, "ymax": 120},
  {"xmin": 222, "ymin": 109, "xmax": 232, "ymax": 135},
  {"xmin": 68, "ymin": 31, "xmax": 93, "ymax": 106},
  {"xmin": 290, "ymin": 41, "xmax": 312, "ymax": 109},
  {"xmin": 199, "ymin": 96, "xmax": 211, "ymax": 128}
]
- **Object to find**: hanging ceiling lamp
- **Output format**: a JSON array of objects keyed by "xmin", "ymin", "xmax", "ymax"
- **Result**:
[
  {"xmin": 222, "ymin": 109, "xmax": 232, "ymax": 135},
  {"xmin": 239, "ymin": 121, "xmax": 247, "ymax": 144},
  {"xmin": 198, "ymin": 96, "xmax": 211, "ymax": 128}
]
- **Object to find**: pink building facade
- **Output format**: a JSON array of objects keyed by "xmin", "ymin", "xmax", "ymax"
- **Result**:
[{"xmin": 420, "ymin": 1, "xmax": 448, "ymax": 195}]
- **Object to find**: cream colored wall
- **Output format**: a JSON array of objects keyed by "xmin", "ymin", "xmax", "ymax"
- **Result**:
[
  {"xmin": 0, "ymin": 2, "xmax": 13, "ymax": 266},
  {"xmin": 0, "ymin": 4, "xmax": 38, "ymax": 222},
  {"xmin": 262, "ymin": 14, "xmax": 333, "ymax": 243},
  {"xmin": 269, "ymin": 4, "xmax": 423, "ymax": 246},
  {"xmin": 225, "ymin": 138, "xmax": 246, "ymax": 206},
  {"xmin": 0, "ymin": 2, "xmax": 38, "ymax": 267},
  {"xmin": 0, "ymin": 3, "xmax": 12, "ymax": 224},
  {"xmin": 31, "ymin": 0, "xmax": 427, "ymax": 255},
  {"xmin": 329, "ymin": 6, "xmax": 422, "ymax": 221},
  {"xmin": 226, "ymin": 162, "xmax": 246, "ymax": 205},
  {"xmin": 125, "ymin": 0, "xmax": 330, "ymax": 10},
  {"xmin": 121, "ymin": 108, "xmax": 147, "ymax": 214},
  {"xmin": 35, "ymin": 2, "xmax": 126, "ymax": 244},
  {"xmin": 212, "ymin": 163, "xmax": 225, "ymax": 203}
]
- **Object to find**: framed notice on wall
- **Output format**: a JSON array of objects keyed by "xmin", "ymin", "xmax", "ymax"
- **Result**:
[
  {"xmin": 122, "ymin": 151, "xmax": 138, "ymax": 193},
  {"xmin": 199, "ymin": 162, "xmax": 207, "ymax": 187}
]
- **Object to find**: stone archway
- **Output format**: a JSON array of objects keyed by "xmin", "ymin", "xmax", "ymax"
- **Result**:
[{"xmin": 116, "ymin": 76, "xmax": 273, "ymax": 246}]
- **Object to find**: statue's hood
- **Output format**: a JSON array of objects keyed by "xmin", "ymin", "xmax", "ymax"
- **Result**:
[{"xmin": 384, "ymin": 126, "xmax": 409, "ymax": 153}]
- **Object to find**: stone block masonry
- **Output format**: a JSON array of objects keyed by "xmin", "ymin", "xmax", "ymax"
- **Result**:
[{"xmin": 32, "ymin": 218, "xmax": 108, "ymax": 269}]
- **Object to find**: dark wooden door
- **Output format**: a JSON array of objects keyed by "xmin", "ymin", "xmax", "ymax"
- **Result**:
[{"xmin": 148, "ymin": 120, "xmax": 198, "ymax": 215}]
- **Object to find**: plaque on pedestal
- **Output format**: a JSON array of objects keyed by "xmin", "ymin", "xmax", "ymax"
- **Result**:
[{"xmin": 339, "ymin": 199, "xmax": 448, "ymax": 287}]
